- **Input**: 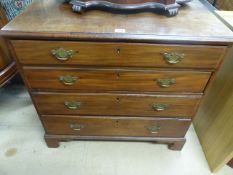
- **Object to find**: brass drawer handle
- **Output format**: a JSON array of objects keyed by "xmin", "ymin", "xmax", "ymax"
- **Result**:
[
  {"xmin": 70, "ymin": 123, "xmax": 86, "ymax": 131},
  {"xmin": 60, "ymin": 76, "xmax": 78, "ymax": 86},
  {"xmin": 147, "ymin": 126, "xmax": 161, "ymax": 134},
  {"xmin": 164, "ymin": 52, "xmax": 185, "ymax": 64},
  {"xmin": 64, "ymin": 101, "xmax": 81, "ymax": 110},
  {"xmin": 157, "ymin": 78, "xmax": 176, "ymax": 88},
  {"xmin": 51, "ymin": 48, "xmax": 75, "ymax": 61},
  {"xmin": 153, "ymin": 104, "xmax": 169, "ymax": 111}
]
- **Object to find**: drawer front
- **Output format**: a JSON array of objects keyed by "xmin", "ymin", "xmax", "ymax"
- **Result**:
[
  {"xmin": 12, "ymin": 40, "xmax": 226, "ymax": 69},
  {"xmin": 33, "ymin": 93, "xmax": 201, "ymax": 117},
  {"xmin": 42, "ymin": 115, "xmax": 191, "ymax": 138},
  {"xmin": 24, "ymin": 68, "xmax": 211, "ymax": 93}
]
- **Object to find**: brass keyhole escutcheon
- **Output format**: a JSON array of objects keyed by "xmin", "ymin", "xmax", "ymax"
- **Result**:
[
  {"xmin": 116, "ymin": 97, "xmax": 120, "ymax": 103},
  {"xmin": 116, "ymin": 72, "xmax": 120, "ymax": 80},
  {"xmin": 116, "ymin": 48, "xmax": 121, "ymax": 55},
  {"xmin": 115, "ymin": 120, "xmax": 120, "ymax": 128}
]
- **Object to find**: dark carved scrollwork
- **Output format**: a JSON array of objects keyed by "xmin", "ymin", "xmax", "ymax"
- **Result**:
[{"xmin": 65, "ymin": 0, "xmax": 192, "ymax": 17}]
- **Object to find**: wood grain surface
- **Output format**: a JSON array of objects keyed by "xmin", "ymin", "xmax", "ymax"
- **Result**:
[
  {"xmin": 33, "ymin": 92, "xmax": 201, "ymax": 117},
  {"xmin": 0, "ymin": 6, "xmax": 18, "ymax": 86},
  {"xmin": 0, "ymin": 62, "xmax": 17, "ymax": 87},
  {"xmin": 2, "ymin": 0, "xmax": 233, "ymax": 150},
  {"xmin": 194, "ymin": 11, "xmax": 233, "ymax": 172},
  {"xmin": 42, "ymin": 115, "xmax": 191, "ymax": 137},
  {"xmin": 12, "ymin": 40, "xmax": 226, "ymax": 69},
  {"xmin": 23, "ymin": 67, "xmax": 211, "ymax": 93},
  {"xmin": 1, "ymin": 0, "xmax": 233, "ymax": 44}
]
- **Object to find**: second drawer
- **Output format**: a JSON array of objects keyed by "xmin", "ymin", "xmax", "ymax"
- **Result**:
[
  {"xmin": 24, "ymin": 68, "xmax": 211, "ymax": 93},
  {"xmin": 33, "ymin": 93, "xmax": 201, "ymax": 118}
]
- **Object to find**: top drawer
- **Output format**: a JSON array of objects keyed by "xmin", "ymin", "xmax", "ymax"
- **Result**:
[{"xmin": 11, "ymin": 40, "xmax": 226, "ymax": 69}]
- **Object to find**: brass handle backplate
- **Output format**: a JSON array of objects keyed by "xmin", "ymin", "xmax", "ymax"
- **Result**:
[
  {"xmin": 51, "ymin": 48, "xmax": 75, "ymax": 61},
  {"xmin": 70, "ymin": 123, "xmax": 86, "ymax": 131},
  {"xmin": 147, "ymin": 126, "xmax": 161, "ymax": 134},
  {"xmin": 164, "ymin": 52, "xmax": 185, "ymax": 64},
  {"xmin": 64, "ymin": 101, "xmax": 81, "ymax": 110},
  {"xmin": 60, "ymin": 76, "xmax": 78, "ymax": 86},
  {"xmin": 157, "ymin": 78, "xmax": 176, "ymax": 88},
  {"xmin": 153, "ymin": 104, "xmax": 169, "ymax": 112}
]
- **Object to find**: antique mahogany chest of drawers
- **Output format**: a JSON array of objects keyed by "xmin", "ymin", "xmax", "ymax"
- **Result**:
[{"xmin": 1, "ymin": 0, "xmax": 233, "ymax": 150}]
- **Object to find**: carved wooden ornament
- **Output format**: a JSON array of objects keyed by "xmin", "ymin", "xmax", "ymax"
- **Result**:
[{"xmin": 65, "ymin": 0, "xmax": 192, "ymax": 16}]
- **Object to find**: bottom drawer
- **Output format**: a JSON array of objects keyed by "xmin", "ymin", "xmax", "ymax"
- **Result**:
[{"xmin": 42, "ymin": 115, "xmax": 191, "ymax": 138}]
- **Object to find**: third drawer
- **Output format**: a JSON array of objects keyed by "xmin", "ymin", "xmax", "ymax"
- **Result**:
[{"xmin": 33, "ymin": 92, "xmax": 201, "ymax": 118}]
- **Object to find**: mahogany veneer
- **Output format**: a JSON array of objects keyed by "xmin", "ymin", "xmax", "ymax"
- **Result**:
[
  {"xmin": 12, "ymin": 41, "xmax": 226, "ymax": 69},
  {"xmin": 0, "ymin": 7, "xmax": 17, "ymax": 87},
  {"xmin": 23, "ymin": 68, "xmax": 211, "ymax": 93},
  {"xmin": 42, "ymin": 115, "xmax": 191, "ymax": 137},
  {"xmin": 1, "ymin": 0, "xmax": 233, "ymax": 150},
  {"xmin": 33, "ymin": 92, "xmax": 201, "ymax": 117}
]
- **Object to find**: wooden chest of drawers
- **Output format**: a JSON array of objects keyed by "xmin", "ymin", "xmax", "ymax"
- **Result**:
[{"xmin": 1, "ymin": 0, "xmax": 233, "ymax": 150}]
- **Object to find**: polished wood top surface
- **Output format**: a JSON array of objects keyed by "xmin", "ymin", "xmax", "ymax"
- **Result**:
[{"xmin": 1, "ymin": 0, "xmax": 233, "ymax": 44}]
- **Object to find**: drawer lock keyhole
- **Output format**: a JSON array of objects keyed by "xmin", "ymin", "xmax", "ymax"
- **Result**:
[
  {"xmin": 115, "ymin": 120, "xmax": 120, "ymax": 128},
  {"xmin": 116, "ymin": 48, "xmax": 121, "ymax": 55}
]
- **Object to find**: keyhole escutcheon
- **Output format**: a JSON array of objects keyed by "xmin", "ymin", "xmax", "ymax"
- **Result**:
[{"xmin": 116, "ymin": 48, "xmax": 121, "ymax": 55}]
